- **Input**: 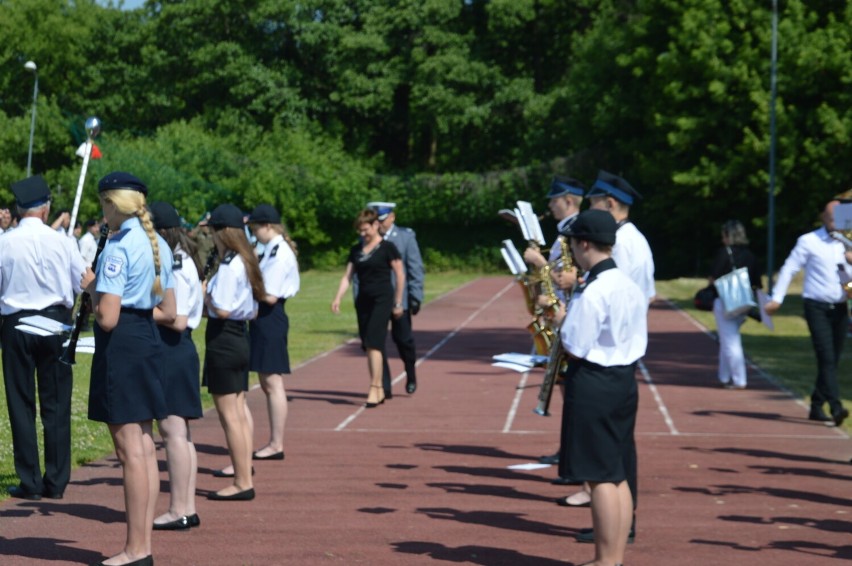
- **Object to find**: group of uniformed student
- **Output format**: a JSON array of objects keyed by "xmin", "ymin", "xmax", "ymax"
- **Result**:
[
  {"xmin": 519, "ymin": 170, "xmax": 655, "ymax": 566},
  {"xmin": 0, "ymin": 171, "xmax": 299, "ymax": 566}
]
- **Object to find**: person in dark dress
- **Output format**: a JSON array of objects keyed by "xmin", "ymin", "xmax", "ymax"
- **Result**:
[
  {"xmin": 149, "ymin": 201, "xmax": 204, "ymax": 531},
  {"xmin": 84, "ymin": 172, "xmax": 176, "ymax": 566},
  {"xmin": 331, "ymin": 208, "xmax": 405, "ymax": 407}
]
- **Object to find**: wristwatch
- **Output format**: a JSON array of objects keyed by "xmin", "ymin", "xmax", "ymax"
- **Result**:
[{"xmin": 394, "ymin": 302, "xmax": 403, "ymax": 308}]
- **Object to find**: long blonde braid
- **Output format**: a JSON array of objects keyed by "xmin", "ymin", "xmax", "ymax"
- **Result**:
[{"xmin": 137, "ymin": 206, "xmax": 163, "ymax": 296}]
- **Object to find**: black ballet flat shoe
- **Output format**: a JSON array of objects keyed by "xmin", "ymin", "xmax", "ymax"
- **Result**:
[
  {"xmin": 153, "ymin": 515, "xmax": 190, "ymax": 530},
  {"xmin": 207, "ymin": 488, "xmax": 255, "ymax": 501},
  {"xmin": 252, "ymin": 451, "xmax": 285, "ymax": 461},
  {"xmin": 187, "ymin": 513, "xmax": 201, "ymax": 528},
  {"xmin": 575, "ymin": 527, "xmax": 635, "ymax": 544},
  {"xmin": 555, "ymin": 495, "xmax": 591, "ymax": 508},
  {"xmin": 364, "ymin": 398, "xmax": 385, "ymax": 408},
  {"xmin": 90, "ymin": 555, "xmax": 152, "ymax": 566},
  {"xmin": 406, "ymin": 377, "xmax": 417, "ymax": 394},
  {"xmin": 212, "ymin": 467, "xmax": 255, "ymax": 478}
]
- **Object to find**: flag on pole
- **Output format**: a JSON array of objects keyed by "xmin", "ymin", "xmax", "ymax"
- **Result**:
[{"xmin": 75, "ymin": 142, "xmax": 102, "ymax": 159}]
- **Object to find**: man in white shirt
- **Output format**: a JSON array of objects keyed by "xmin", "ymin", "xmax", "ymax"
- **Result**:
[
  {"xmin": 765, "ymin": 199, "xmax": 851, "ymax": 427},
  {"xmin": 78, "ymin": 218, "xmax": 100, "ymax": 266}
]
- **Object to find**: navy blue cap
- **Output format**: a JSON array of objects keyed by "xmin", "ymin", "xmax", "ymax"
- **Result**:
[
  {"xmin": 546, "ymin": 176, "xmax": 586, "ymax": 199},
  {"xmin": 98, "ymin": 171, "xmax": 148, "ymax": 195},
  {"xmin": 586, "ymin": 170, "xmax": 641, "ymax": 206},
  {"xmin": 148, "ymin": 201, "xmax": 182, "ymax": 230},
  {"xmin": 562, "ymin": 209, "xmax": 617, "ymax": 246},
  {"xmin": 11, "ymin": 175, "xmax": 51, "ymax": 208},
  {"xmin": 248, "ymin": 204, "xmax": 281, "ymax": 224},
  {"xmin": 209, "ymin": 203, "xmax": 245, "ymax": 229}
]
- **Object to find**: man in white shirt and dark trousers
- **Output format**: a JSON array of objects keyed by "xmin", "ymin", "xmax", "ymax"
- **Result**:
[
  {"xmin": 765, "ymin": 199, "xmax": 851, "ymax": 427},
  {"xmin": 0, "ymin": 176, "xmax": 88, "ymax": 500},
  {"xmin": 556, "ymin": 209, "xmax": 647, "ymax": 566}
]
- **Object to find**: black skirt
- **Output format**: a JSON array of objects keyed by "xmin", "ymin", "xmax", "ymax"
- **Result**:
[
  {"xmin": 203, "ymin": 318, "xmax": 249, "ymax": 395},
  {"xmin": 89, "ymin": 308, "xmax": 168, "ymax": 424},
  {"xmin": 158, "ymin": 327, "xmax": 203, "ymax": 419},
  {"xmin": 249, "ymin": 299, "xmax": 291, "ymax": 374},
  {"xmin": 562, "ymin": 359, "xmax": 638, "ymax": 483},
  {"xmin": 355, "ymin": 292, "xmax": 393, "ymax": 351}
]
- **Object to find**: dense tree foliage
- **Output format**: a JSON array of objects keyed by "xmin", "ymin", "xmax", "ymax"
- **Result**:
[{"xmin": 0, "ymin": 0, "xmax": 849, "ymax": 276}]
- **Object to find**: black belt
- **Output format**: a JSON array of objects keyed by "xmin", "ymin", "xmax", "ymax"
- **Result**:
[
  {"xmin": 120, "ymin": 307, "xmax": 154, "ymax": 316},
  {"xmin": 803, "ymin": 298, "xmax": 847, "ymax": 307},
  {"xmin": 5, "ymin": 304, "xmax": 69, "ymax": 317}
]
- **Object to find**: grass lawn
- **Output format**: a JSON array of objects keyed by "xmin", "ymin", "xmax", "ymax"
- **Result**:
[
  {"xmin": 0, "ymin": 269, "xmax": 479, "ymax": 499},
  {"xmin": 655, "ymin": 276, "xmax": 851, "ymax": 435}
]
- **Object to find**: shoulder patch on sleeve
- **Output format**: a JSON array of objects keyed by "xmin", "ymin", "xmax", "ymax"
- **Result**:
[
  {"xmin": 103, "ymin": 255, "xmax": 124, "ymax": 278},
  {"xmin": 173, "ymin": 255, "xmax": 183, "ymax": 271},
  {"xmin": 270, "ymin": 244, "xmax": 280, "ymax": 257},
  {"xmin": 221, "ymin": 251, "xmax": 237, "ymax": 265}
]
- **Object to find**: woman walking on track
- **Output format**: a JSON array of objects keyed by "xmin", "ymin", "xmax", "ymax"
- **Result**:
[
  {"xmin": 203, "ymin": 204, "xmax": 265, "ymax": 501},
  {"xmin": 149, "ymin": 201, "xmax": 204, "ymax": 531},
  {"xmin": 331, "ymin": 208, "xmax": 405, "ymax": 407},
  {"xmin": 247, "ymin": 204, "xmax": 300, "ymax": 461},
  {"xmin": 85, "ymin": 172, "xmax": 175, "ymax": 566}
]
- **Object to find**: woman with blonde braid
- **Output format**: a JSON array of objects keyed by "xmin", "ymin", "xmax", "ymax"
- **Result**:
[
  {"xmin": 203, "ymin": 204, "xmax": 265, "ymax": 501},
  {"xmin": 84, "ymin": 172, "xmax": 175, "ymax": 566}
]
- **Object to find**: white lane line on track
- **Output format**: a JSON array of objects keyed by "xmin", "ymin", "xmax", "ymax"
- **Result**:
[
  {"xmin": 638, "ymin": 359, "xmax": 679, "ymax": 435},
  {"xmin": 335, "ymin": 280, "xmax": 516, "ymax": 431},
  {"xmin": 503, "ymin": 369, "xmax": 532, "ymax": 433}
]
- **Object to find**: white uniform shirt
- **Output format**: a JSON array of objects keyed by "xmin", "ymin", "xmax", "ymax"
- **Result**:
[
  {"xmin": 78, "ymin": 230, "xmax": 98, "ymax": 266},
  {"xmin": 771, "ymin": 226, "xmax": 848, "ymax": 304},
  {"xmin": 613, "ymin": 221, "xmax": 656, "ymax": 301},
  {"xmin": 173, "ymin": 246, "xmax": 203, "ymax": 329},
  {"xmin": 207, "ymin": 252, "xmax": 258, "ymax": 320},
  {"xmin": 561, "ymin": 261, "xmax": 648, "ymax": 367},
  {"xmin": 259, "ymin": 235, "xmax": 299, "ymax": 299},
  {"xmin": 0, "ymin": 217, "xmax": 87, "ymax": 315}
]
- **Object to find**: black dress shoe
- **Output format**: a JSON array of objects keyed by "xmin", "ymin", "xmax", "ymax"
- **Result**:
[
  {"xmin": 42, "ymin": 489, "xmax": 64, "ymax": 499},
  {"xmin": 406, "ymin": 377, "xmax": 417, "ymax": 394},
  {"xmin": 187, "ymin": 513, "xmax": 201, "ymax": 528},
  {"xmin": 153, "ymin": 515, "xmax": 190, "ymax": 530},
  {"xmin": 538, "ymin": 451, "xmax": 560, "ymax": 465},
  {"xmin": 207, "ymin": 488, "xmax": 255, "ymax": 501},
  {"xmin": 575, "ymin": 527, "xmax": 635, "ymax": 544},
  {"xmin": 832, "ymin": 407, "xmax": 850, "ymax": 427},
  {"xmin": 212, "ymin": 466, "xmax": 254, "ymax": 478},
  {"xmin": 808, "ymin": 406, "xmax": 834, "ymax": 424},
  {"xmin": 252, "ymin": 451, "xmax": 285, "ymax": 461},
  {"xmin": 7, "ymin": 485, "xmax": 41, "ymax": 500}
]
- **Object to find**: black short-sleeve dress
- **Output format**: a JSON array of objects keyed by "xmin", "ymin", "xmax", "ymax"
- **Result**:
[{"xmin": 349, "ymin": 240, "xmax": 401, "ymax": 350}]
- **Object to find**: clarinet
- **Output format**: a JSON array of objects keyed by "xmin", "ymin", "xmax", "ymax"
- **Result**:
[{"xmin": 60, "ymin": 223, "xmax": 110, "ymax": 365}]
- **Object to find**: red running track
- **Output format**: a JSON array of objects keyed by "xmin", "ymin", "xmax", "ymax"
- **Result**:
[{"xmin": 1, "ymin": 276, "xmax": 849, "ymax": 565}]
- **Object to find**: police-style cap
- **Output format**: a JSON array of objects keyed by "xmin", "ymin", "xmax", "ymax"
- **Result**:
[
  {"xmin": 546, "ymin": 176, "xmax": 585, "ymax": 199},
  {"xmin": 149, "ymin": 201, "xmax": 182, "ymax": 230},
  {"xmin": 586, "ymin": 170, "xmax": 641, "ymax": 206},
  {"xmin": 248, "ymin": 204, "xmax": 281, "ymax": 224},
  {"xmin": 366, "ymin": 201, "xmax": 396, "ymax": 221},
  {"xmin": 562, "ymin": 209, "xmax": 617, "ymax": 246},
  {"xmin": 98, "ymin": 171, "xmax": 148, "ymax": 195},
  {"xmin": 209, "ymin": 203, "xmax": 245, "ymax": 229},
  {"xmin": 11, "ymin": 175, "xmax": 51, "ymax": 208}
]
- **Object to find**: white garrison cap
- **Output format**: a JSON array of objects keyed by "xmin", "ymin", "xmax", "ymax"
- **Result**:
[{"xmin": 366, "ymin": 201, "xmax": 397, "ymax": 220}]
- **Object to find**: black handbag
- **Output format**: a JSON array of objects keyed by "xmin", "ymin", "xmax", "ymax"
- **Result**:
[{"xmin": 694, "ymin": 285, "xmax": 715, "ymax": 311}]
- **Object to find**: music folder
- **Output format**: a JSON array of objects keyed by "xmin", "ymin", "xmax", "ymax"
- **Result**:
[
  {"xmin": 16, "ymin": 315, "xmax": 72, "ymax": 336},
  {"xmin": 501, "ymin": 239, "xmax": 527, "ymax": 275}
]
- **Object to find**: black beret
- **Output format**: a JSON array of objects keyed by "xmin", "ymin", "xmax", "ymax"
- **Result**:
[
  {"xmin": 149, "ymin": 201, "xmax": 182, "ymax": 230},
  {"xmin": 546, "ymin": 176, "xmax": 586, "ymax": 199},
  {"xmin": 209, "ymin": 203, "xmax": 245, "ymax": 229},
  {"xmin": 562, "ymin": 209, "xmax": 617, "ymax": 246},
  {"xmin": 248, "ymin": 204, "xmax": 281, "ymax": 224},
  {"xmin": 586, "ymin": 170, "xmax": 641, "ymax": 205},
  {"xmin": 98, "ymin": 171, "xmax": 148, "ymax": 195},
  {"xmin": 11, "ymin": 175, "xmax": 51, "ymax": 208}
]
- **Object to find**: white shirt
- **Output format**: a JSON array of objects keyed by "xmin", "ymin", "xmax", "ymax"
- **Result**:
[
  {"xmin": 0, "ymin": 217, "xmax": 87, "ymax": 315},
  {"xmin": 259, "ymin": 235, "xmax": 299, "ymax": 299},
  {"xmin": 771, "ymin": 226, "xmax": 848, "ymax": 304},
  {"xmin": 207, "ymin": 253, "xmax": 258, "ymax": 320},
  {"xmin": 78, "ymin": 230, "xmax": 98, "ymax": 266},
  {"xmin": 561, "ymin": 262, "xmax": 648, "ymax": 367},
  {"xmin": 173, "ymin": 246, "xmax": 203, "ymax": 329},
  {"xmin": 613, "ymin": 221, "xmax": 656, "ymax": 301}
]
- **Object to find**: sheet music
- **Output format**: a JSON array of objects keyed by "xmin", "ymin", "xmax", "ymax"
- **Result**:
[
  {"xmin": 501, "ymin": 239, "xmax": 527, "ymax": 274},
  {"xmin": 834, "ymin": 202, "xmax": 852, "ymax": 231},
  {"xmin": 516, "ymin": 201, "xmax": 545, "ymax": 245}
]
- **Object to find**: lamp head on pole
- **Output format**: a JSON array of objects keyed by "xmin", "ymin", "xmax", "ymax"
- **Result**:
[
  {"xmin": 85, "ymin": 116, "xmax": 101, "ymax": 140},
  {"xmin": 24, "ymin": 61, "xmax": 37, "ymax": 73}
]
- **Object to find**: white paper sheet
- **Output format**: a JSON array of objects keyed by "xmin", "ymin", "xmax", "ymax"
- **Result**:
[
  {"xmin": 756, "ymin": 290, "xmax": 775, "ymax": 331},
  {"xmin": 18, "ymin": 315, "xmax": 71, "ymax": 335}
]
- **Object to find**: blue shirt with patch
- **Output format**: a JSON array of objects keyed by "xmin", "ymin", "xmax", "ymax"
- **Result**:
[{"xmin": 96, "ymin": 217, "xmax": 174, "ymax": 308}]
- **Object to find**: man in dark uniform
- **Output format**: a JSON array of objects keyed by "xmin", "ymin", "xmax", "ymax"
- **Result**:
[
  {"xmin": 368, "ymin": 202, "xmax": 424, "ymax": 397},
  {"xmin": 0, "ymin": 175, "xmax": 88, "ymax": 500}
]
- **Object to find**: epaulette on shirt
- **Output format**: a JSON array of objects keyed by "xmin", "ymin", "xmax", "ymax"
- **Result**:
[
  {"xmin": 269, "ymin": 244, "xmax": 279, "ymax": 257},
  {"xmin": 109, "ymin": 228, "xmax": 130, "ymax": 241},
  {"xmin": 173, "ymin": 255, "xmax": 183, "ymax": 271},
  {"xmin": 221, "ymin": 251, "xmax": 237, "ymax": 265}
]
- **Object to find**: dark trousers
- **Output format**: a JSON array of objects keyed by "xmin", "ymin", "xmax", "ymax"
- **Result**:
[
  {"xmin": 1, "ymin": 307, "xmax": 73, "ymax": 496},
  {"xmin": 382, "ymin": 309, "xmax": 417, "ymax": 393},
  {"xmin": 803, "ymin": 299, "xmax": 847, "ymax": 414}
]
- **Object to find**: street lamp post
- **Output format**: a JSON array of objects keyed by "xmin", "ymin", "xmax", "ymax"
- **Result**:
[{"xmin": 25, "ymin": 60, "xmax": 38, "ymax": 177}]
